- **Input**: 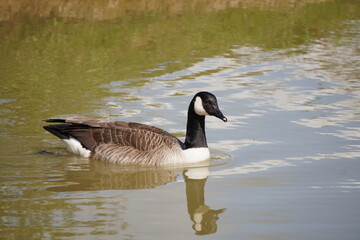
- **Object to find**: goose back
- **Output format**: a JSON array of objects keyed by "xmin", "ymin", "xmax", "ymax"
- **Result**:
[{"xmin": 44, "ymin": 117, "xmax": 185, "ymax": 165}]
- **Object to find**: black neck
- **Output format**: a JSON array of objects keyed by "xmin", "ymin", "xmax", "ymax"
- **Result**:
[{"xmin": 184, "ymin": 103, "xmax": 207, "ymax": 149}]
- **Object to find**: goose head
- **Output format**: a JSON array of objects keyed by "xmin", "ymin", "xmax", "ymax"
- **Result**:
[{"xmin": 192, "ymin": 92, "xmax": 227, "ymax": 122}]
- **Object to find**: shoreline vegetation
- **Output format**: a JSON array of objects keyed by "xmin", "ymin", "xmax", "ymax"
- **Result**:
[{"xmin": 1, "ymin": 0, "xmax": 330, "ymax": 22}]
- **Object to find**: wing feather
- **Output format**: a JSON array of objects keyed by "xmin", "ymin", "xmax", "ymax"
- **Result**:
[{"xmin": 44, "ymin": 117, "xmax": 181, "ymax": 154}]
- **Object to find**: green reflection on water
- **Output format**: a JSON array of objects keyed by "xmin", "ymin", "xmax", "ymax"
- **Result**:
[{"xmin": 0, "ymin": 0, "xmax": 358, "ymax": 137}]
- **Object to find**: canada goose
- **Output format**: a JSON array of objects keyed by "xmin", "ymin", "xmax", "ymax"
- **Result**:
[{"xmin": 43, "ymin": 91, "xmax": 227, "ymax": 165}]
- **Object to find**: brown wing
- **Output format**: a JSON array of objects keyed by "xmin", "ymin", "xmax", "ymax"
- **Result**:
[{"xmin": 44, "ymin": 117, "xmax": 182, "ymax": 152}]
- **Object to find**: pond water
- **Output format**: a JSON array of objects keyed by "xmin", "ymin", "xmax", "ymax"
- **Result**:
[{"xmin": 1, "ymin": 1, "xmax": 360, "ymax": 239}]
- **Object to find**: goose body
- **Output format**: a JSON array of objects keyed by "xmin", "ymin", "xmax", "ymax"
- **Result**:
[{"xmin": 43, "ymin": 92, "xmax": 227, "ymax": 165}]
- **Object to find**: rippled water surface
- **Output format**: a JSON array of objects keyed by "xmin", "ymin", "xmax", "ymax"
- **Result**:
[{"xmin": 1, "ymin": 1, "xmax": 360, "ymax": 239}]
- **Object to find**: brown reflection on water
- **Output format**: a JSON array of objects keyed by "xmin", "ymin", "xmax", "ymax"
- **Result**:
[
  {"xmin": 47, "ymin": 159, "xmax": 178, "ymax": 191},
  {"xmin": 2, "ymin": 0, "xmax": 329, "ymax": 21}
]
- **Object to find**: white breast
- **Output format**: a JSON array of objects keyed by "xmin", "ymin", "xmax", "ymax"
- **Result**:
[{"xmin": 182, "ymin": 147, "xmax": 210, "ymax": 163}]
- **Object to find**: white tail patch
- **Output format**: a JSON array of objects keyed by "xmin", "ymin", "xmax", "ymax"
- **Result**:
[
  {"xmin": 62, "ymin": 137, "xmax": 91, "ymax": 157},
  {"xmin": 194, "ymin": 96, "xmax": 209, "ymax": 116}
]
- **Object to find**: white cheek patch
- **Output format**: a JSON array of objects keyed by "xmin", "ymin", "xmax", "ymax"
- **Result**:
[{"xmin": 194, "ymin": 96, "xmax": 209, "ymax": 116}]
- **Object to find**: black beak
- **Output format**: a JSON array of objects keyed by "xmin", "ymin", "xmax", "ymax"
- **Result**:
[{"xmin": 213, "ymin": 108, "xmax": 228, "ymax": 122}]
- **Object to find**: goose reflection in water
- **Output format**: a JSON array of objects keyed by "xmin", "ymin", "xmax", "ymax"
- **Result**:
[
  {"xmin": 183, "ymin": 167, "xmax": 226, "ymax": 235},
  {"xmin": 47, "ymin": 158, "xmax": 225, "ymax": 235}
]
